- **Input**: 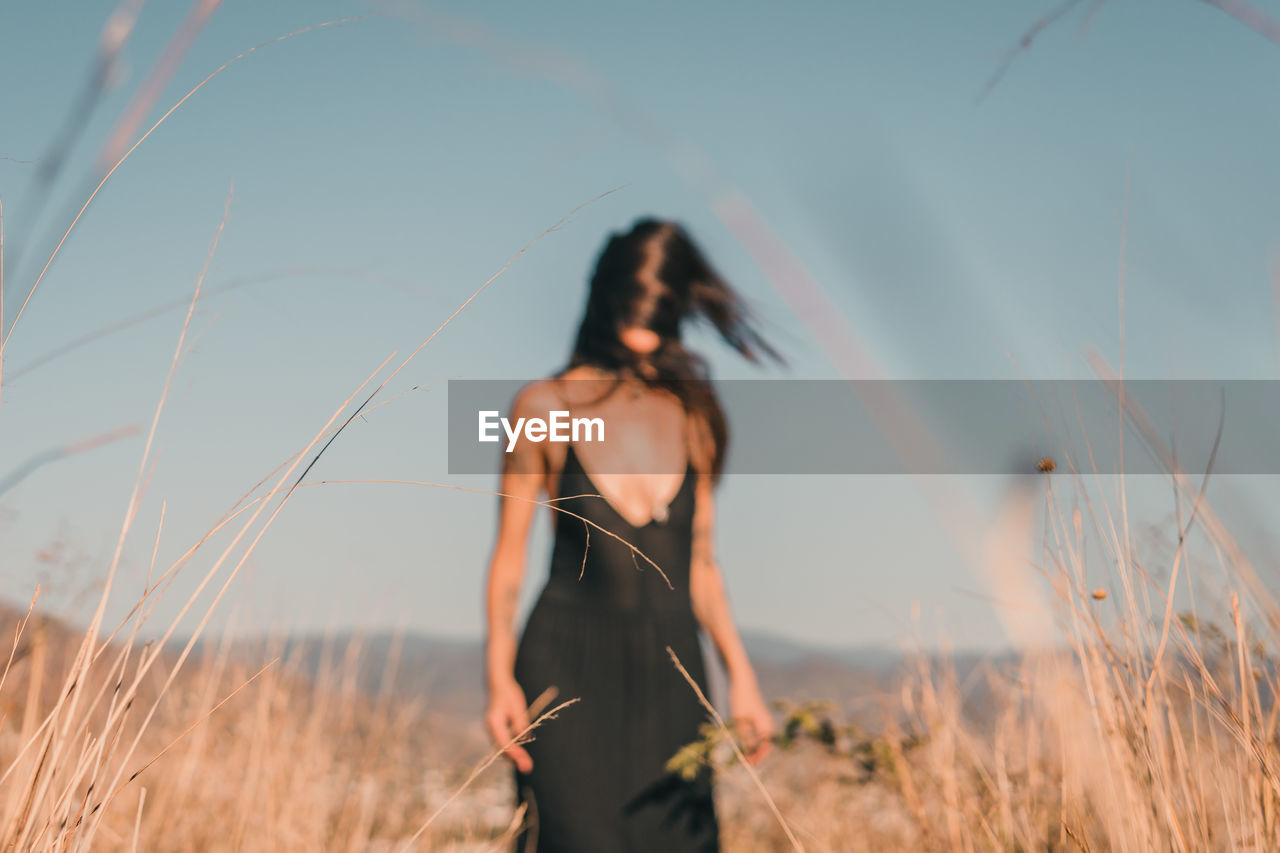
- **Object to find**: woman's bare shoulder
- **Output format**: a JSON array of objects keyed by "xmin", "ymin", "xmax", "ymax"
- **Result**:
[
  {"xmin": 508, "ymin": 378, "xmax": 564, "ymax": 419},
  {"xmin": 510, "ymin": 369, "xmax": 618, "ymax": 421},
  {"xmin": 544, "ymin": 365, "xmax": 619, "ymax": 407}
]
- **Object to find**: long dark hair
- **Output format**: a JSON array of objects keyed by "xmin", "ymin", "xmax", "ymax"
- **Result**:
[{"xmin": 562, "ymin": 217, "xmax": 781, "ymax": 480}]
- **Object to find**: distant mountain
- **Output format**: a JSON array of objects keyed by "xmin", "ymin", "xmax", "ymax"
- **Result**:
[
  {"xmin": 180, "ymin": 630, "xmax": 489, "ymax": 716},
  {"xmin": 0, "ymin": 600, "xmax": 1014, "ymax": 730},
  {"xmin": 184, "ymin": 627, "xmax": 918, "ymax": 725},
  {"xmin": 738, "ymin": 629, "xmax": 903, "ymax": 668}
]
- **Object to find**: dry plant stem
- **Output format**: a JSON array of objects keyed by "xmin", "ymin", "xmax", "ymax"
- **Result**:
[
  {"xmin": 0, "ymin": 14, "xmax": 372, "ymax": 353},
  {"xmin": 129, "ymin": 787, "xmax": 144, "ymax": 853},
  {"xmin": 1092, "ymin": 372, "xmax": 1240, "ymax": 631},
  {"xmin": 1112, "ymin": 158, "xmax": 1149, "ymax": 678},
  {"xmin": 43, "ymin": 351, "xmax": 392, "ymax": 844},
  {"xmin": 1089, "ymin": 352, "xmax": 1280, "ymax": 649},
  {"xmin": 397, "ymin": 696, "xmax": 580, "ymax": 850},
  {"xmin": 113, "ymin": 659, "xmax": 278, "ymax": 795},
  {"xmin": 487, "ymin": 802, "xmax": 529, "ymax": 853},
  {"xmin": 139, "ymin": 502, "xmax": 165, "ymax": 636},
  {"xmin": 90, "ymin": 191, "xmax": 634, "ymax": 605},
  {"xmin": 665, "ymin": 646, "xmax": 804, "ymax": 853},
  {"xmin": 375, "ymin": 186, "xmax": 620, "ymax": 392},
  {"xmin": 0, "ymin": 588, "xmax": 39, "ymax": 705},
  {"xmin": 1053, "ymin": 468, "xmax": 1278, "ymax": 844},
  {"xmin": 6, "ymin": 266, "xmax": 427, "ymax": 382},
  {"xmin": 217, "ymin": 186, "xmax": 617, "ymax": 530},
  {"xmin": 5, "ymin": 0, "xmax": 144, "ymax": 280},
  {"xmin": 57, "ymin": 654, "xmax": 273, "ymax": 842},
  {"xmin": 330, "ymin": 633, "xmax": 404, "ymax": 845},
  {"xmin": 1, "ymin": 296, "xmax": 384, "ymax": 842},
  {"xmin": 312, "ymin": 479, "xmax": 672, "ymax": 588},
  {"xmin": 9, "ymin": 191, "xmax": 615, "ymax": 845},
  {"xmin": 97, "ymin": 0, "xmax": 224, "ymax": 170},
  {"xmin": 0, "ymin": 424, "xmax": 143, "ymax": 499},
  {"xmin": 61, "ymin": 189, "xmax": 616, "ymax": 672},
  {"xmin": 75, "ymin": 185, "xmax": 657, "ymax": 624},
  {"xmin": 86, "ymin": 183, "xmax": 230, "ymax": 713},
  {"xmin": 37, "ymin": 501, "xmax": 188, "ymax": 691},
  {"xmin": 1, "ymin": 185, "xmax": 232, "ymax": 852},
  {"xmin": 1197, "ymin": 0, "xmax": 1280, "ymax": 45},
  {"xmin": 1145, "ymin": 411, "xmax": 1223, "ymax": 704},
  {"xmin": 978, "ymin": 0, "xmax": 1086, "ymax": 102},
  {"xmin": 524, "ymin": 686, "xmax": 559, "ymax": 721},
  {"xmin": 215, "ymin": 379, "xmax": 448, "ymax": 528},
  {"xmin": 161, "ymin": 621, "xmax": 234, "ymax": 815},
  {"xmin": 76, "ymin": 350, "xmax": 397, "ymax": 848},
  {"xmin": 271, "ymin": 186, "xmax": 622, "ymax": 504},
  {"xmin": 982, "ymin": 1, "xmax": 1280, "ymax": 107},
  {"xmin": 1042, "ymin": 488, "xmax": 1132, "ymax": 684}
]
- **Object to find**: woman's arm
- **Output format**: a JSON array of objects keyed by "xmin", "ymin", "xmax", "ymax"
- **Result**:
[
  {"xmin": 689, "ymin": 473, "xmax": 752, "ymax": 680},
  {"xmin": 483, "ymin": 383, "xmax": 550, "ymax": 772},
  {"xmin": 484, "ymin": 450, "xmax": 540, "ymax": 691},
  {"xmin": 688, "ymin": 465, "xmax": 775, "ymax": 763}
]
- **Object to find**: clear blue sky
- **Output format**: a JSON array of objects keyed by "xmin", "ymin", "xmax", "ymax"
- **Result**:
[{"xmin": 2, "ymin": 0, "xmax": 1279, "ymax": 650}]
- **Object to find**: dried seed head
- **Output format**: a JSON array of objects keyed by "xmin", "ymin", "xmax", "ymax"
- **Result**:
[{"xmin": 1036, "ymin": 457, "xmax": 1056, "ymax": 473}]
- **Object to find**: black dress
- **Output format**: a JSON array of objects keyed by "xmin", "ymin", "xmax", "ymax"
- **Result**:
[{"xmin": 511, "ymin": 442, "xmax": 720, "ymax": 852}]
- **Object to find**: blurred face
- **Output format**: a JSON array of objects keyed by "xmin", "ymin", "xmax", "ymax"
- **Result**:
[{"xmin": 618, "ymin": 325, "xmax": 661, "ymax": 356}]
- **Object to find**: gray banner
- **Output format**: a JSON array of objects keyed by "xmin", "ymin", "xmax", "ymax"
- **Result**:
[{"xmin": 447, "ymin": 379, "xmax": 1271, "ymax": 475}]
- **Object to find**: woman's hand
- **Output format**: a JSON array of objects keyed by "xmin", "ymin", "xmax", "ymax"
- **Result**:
[
  {"xmin": 485, "ymin": 677, "xmax": 534, "ymax": 773},
  {"xmin": 729, "ymin": 674, "xmax": 775, "ymax": 764}
]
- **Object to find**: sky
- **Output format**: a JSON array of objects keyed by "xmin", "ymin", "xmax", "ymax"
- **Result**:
[{"xmin": 1, "ymin": 0, "xmax": 1279, "ymax": 652}]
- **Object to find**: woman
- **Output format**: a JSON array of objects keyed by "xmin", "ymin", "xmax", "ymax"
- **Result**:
[{"xmin": 484, "ymin": 218, "xmax": 781, "ymax": 852}]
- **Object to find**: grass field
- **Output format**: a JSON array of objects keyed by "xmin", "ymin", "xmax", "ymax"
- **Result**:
[
  {"xmin": 4, "ymin": 463, "xmax": 1280, "ymax": 852},
  {"xmin": 5, "ymin": 3, "xmax": 1280, "ymax": 850}
]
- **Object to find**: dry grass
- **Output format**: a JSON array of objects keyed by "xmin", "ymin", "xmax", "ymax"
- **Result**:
[
  {"xmin": 701, "ymin": 470, "xmax": 1280, "ymax": 852},
  {"xmin": 0, "ymin": 608, "xmax": 512, "ymax": 851},
  {"xmin": 6, "ymin": 5, "xmax": 1280, "ymax": 851},
  {"xmin": 6, "ymin": 455, "xmax": 1280, "ymax": 851}
]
